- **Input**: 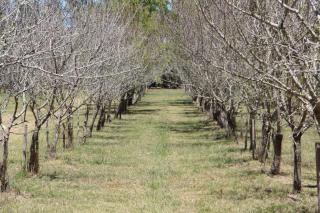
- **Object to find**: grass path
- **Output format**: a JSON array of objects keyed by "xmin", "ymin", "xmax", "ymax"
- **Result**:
[{"xmin": 1, "ymin": 89, "xmax": 316, "ymax": 212}]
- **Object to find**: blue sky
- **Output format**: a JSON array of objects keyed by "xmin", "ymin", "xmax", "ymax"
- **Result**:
[{"xmin": 167, "ymin": 0, "xmax": 172, "ymax": 11}]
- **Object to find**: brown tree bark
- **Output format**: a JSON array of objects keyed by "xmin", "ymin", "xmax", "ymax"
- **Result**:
[
  {"xmin": 106, "ymin": 101, "xmax": 112, "ymax": 123},
  {"xmin": 249, "ymin": 112, "xmax": 257, "ymax": 160},
  {"xmin": 201, "ymin": 98, "xmax": 206, "ymax": 112},
  {"xmin": 28, "ymin": 128, "xmax": 40, "ymax": 175},
  {"xmin": 196, "ymin": 96, "xmax": 203, "ymax": 108},
  {"xmin": 89, "ymin": 102, "xmax": 101, "ymax": 137},
  {"xmin": 65, "ymin": 109, "xmax": 73, "ymax": 149},
  {"xmin": 82, "ymin": 104, "xmax": 90, "ymax": 144},
  {"xmin": 127, "ymin": 89, "xmax": 135, "ymax": 106},
  {"xmin": 0, "ymin": 131, "xmax": 9, "ymax": 191},
  {"xmin": 258, "ymin": 113, "xmax": 272, "ymax": 163},
  {"xmin": 219, "ymin": 110, "xmax": 234, "ymax": 137},
  {"xmin": 45, "ymin": 119, "xmax": 50, "ymax": 153},
  {"xmin": 244, "ymin": 117, "xmax": 249, "ymax": 150},
  {"xmin": 49, "ymin": 121, "xmax": 60, "ymax": 159},
  {"xmin": 293, "ymin": 131, "xmax": 302, "ymax": 193},
  {"xmin": 62, "ymin": 124, "xmax": 66, "ymax": 149},
  {"xmin": 76, "ymin": 108, "xmax": 81, "ymax": 144},
  {"xmin": 96, "ymin": 104, "xmax": 106, "ymax": 131},
  {"xmin": 48, "ymin": 115, "xmax": 62, "ymax": 159},
  {"xmin": 115, "ymin": 95, "xmax": 126, "ymax": 119},
  {"xmin": 270, "ymin": 133, "xmax": 283, "ymax": 175},
  {"xmin": 22, "ymin": 124, "xmax": 28, "ymax": 171}
]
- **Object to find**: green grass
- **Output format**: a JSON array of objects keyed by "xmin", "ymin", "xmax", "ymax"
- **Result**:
[{"xmin": 0, "ymin": 89, "xmax": 318, "ymax": 212}]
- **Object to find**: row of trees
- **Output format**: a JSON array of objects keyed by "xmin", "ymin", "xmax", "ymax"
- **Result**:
[
  {"xmin": 3, "ymin": 0, "xmax": 318, "ymax": 199},
  {"xmin": 0, "ymin": 0, "xmax": 162, "ymax": 192},
  {"xmin": 168, "ymin": 0, "xmax": 320, "ymax": 193}
]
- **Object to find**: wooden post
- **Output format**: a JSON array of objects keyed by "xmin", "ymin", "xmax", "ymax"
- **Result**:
[{"xmin": 316, "ymin": 143, "xmax": 320, "ymax": 212}]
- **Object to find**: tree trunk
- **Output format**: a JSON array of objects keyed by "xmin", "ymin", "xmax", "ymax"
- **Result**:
[
  {"xmin": 215, "ymin": 107, "xmax": 237, "ymax": 138},
  {"xmin": 201, "ymin": 98, "xmax": 206, "ymax": 112},
  {"xmin": 127, "ymin": 89, "xmax": 135, "ymax": 106},
  {"xmin": 135, "ymin": 86, "xmax": 144, "ymax": 103},
  {"xmin": 89, "ymin": 102, "xmax": 100, "ymax": 137},
  {"xmin": 77, "ymin": 108, "xmax": 81, "ymax": 144},
  {"xmin": 249, "ymin": 112, "xmax": 257, "ymax": 159},
  {"xmin": 202, "ymin": 99, "xmax": 211, "ymax": 113},
  {"xmin": 49, "ymin": 122, "xmax": 60, "ymax": 159},
  {"xmin": 101, "ymin": 106, "xmax": 106, "ymax": 128},
  {"xmin": 45, "ymin": 119, "xmax": 50, "ymax": 153},
  {"xmin": 89, "ymin": 101, "xmax": 101, "ymax": 137},
  {"xmin": 65, "ymin": 112, "xmax": 73, "ymax": 149},
  {"xmin": 22, "ymin": 124, "xmax": 28, "ymax": 171},
  {"xmin": 214, "ymin": 104, "xmax": 224, "ymax": 128},
  {"xmin": 222, "ymin": 111, "xmax": 232, "ymax": 137},
  {"xmin": 49, "ymin": 116, "xmax": 62, "ymax": 159},
  {"xmin": 196, "ymin": 96, "xmax": 202, "ymax": 108},
  {"xmin": 0, "ymin": 131, "xmax": 9, "ymax": 192},
  {"xmin": 270, "ymin": 133, "xmax": 283, "ymax": 175},
  {"xmin": 106, "ymin": 101, "xmax": 112, "ymax": 123},
  {"xmin": 115, "ymin": 96, "xmax": 126, "ymax": 119},
  {"xmin": 28, "ymin": 128, "xmax": 40, "ymax": 175},
  {"xmin": 125, "ymin": 98, "xmax": 128, "ymax": 113},
  {"xmin": 227, "ymin": 110, "xmax": 237, "ymax": 139},
  {"xmin": 244, "ymin": 118, "xmax": 249, "ymax": 150},
  {"xmin": 82, "ymin": 104, "xmax": 90, "ymax": 144},
  {"xmin": 212, "ymin": 101, "xmax": 220, "ymax": 123},
  {"xmin": 258, "ymin": 113, "xmax": 271, "ymax": 163},
  {"xmin": 62, "ymin": 124, "xmax": 66, "ymax": 149},
  {"xmin": 209, "ymin": 100, "xmax": 214, "ymax": 119},
  {"xmin": 240, "ymin": 114, "xmax": 244, "ymax": 138},
  {"xmin": 293, "ymin": 132, "xmax": 302, "ymax": 193},
  {"xmin": 96, "ymin": 104, "xmax": 106, "ymax": 131}
]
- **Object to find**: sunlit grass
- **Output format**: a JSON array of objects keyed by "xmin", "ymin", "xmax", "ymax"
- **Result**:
[{"xmin": 0, "ymin": 89, "xmax": 318, "ymax": 212}]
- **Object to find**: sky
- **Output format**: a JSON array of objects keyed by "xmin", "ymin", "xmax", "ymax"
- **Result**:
[{"xmin": 167, "ymin": 0, "xmax": 173, "ymax": 11}]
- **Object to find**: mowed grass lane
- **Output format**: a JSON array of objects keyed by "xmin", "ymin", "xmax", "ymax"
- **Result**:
[{"xmin": 1, "ymin": 89, "xmax": 317, "ymax": 212}]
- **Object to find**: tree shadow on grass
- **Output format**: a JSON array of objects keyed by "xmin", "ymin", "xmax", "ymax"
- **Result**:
[
  {"xmin": 128, "ymin": 109, "xmax": 160, "ymax": 115},
  {"xmin": 107, "ymin": 125, "xmax": 134, "ymax": 132},
  {"xmin": 168, "ymin": 99, "xmax": 193, "ymax": 106},
  {"xmin": 39, "ymin": 171, "xmax": 61, "ymax": 181},
  {"xmin": 85, "ymin": 141, "xmax": 124, "ymax": 147},
  {"xmin": 167, "ymin": 120, "xmax": 217, "ymax": 134},
  {"xmin": 136, "ymin": 101, "xmax": 155, "ymax": 107},
  {"xmin": 91, "ymin": 134, "xmax": 126, "ymax": 141},
  {"xmin": 209, "ymin": 156, "xmax": 251, "ymax": 168},
  {"xmin": 183, "ymin": 114, "xmax": 201, "ymax": 118},
  {"xmin": 174, "ymin": 110, "xmax": 202, "ymax": 118},
  {"xmin": 224, "ymin": 146, "xmax": 242, "ymax": 153},
  {"xmin": 240, "ymin": 169, "xmax": 268, "ymax": 177},
  {"xmin": 167, "ymin": 141, "xmax": 225, "ymax": 148}
]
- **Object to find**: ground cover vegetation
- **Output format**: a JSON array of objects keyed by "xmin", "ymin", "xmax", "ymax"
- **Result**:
[{"xmin": 1, "ymin": 0, "xmax": 320, "ymax": 212}]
